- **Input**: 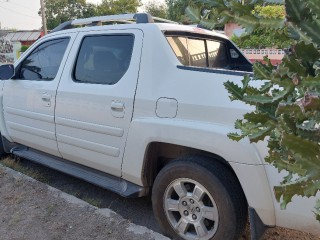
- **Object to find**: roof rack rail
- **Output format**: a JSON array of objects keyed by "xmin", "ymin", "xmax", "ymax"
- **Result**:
[{"xmin": 50, "ymin": 13, "xmax": 178, "ymax": 33}]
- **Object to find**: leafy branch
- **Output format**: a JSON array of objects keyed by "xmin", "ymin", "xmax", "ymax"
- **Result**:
[{"xmin": 187, "ymin": 0, "xmax": 320, "ymax": 221}]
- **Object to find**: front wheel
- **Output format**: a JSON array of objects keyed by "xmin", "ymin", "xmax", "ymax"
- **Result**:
[
  {"xmin": 152, "ymin": 157, "xmax": 247, "ymax": 240},
  {"xmin": 0, "ymin": 135, "xmax": 6, "ymax": 158}
]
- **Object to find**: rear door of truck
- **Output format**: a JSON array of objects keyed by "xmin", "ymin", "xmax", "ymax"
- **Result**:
[{"xmin": 55, "ymin": 29, "xmax": 143, "ymax": 177}]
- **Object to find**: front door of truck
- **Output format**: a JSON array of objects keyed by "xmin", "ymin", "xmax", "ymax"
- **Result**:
[
  {"xmin": 3, "ymin": 33, "xmax": 76, "ymax": 157},
  {"xmin": 55, "ymin": 29, "xmax": 143, "ymax": 176}
]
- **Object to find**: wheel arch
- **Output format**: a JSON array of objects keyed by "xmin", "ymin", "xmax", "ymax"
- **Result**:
[
  {"xmin": 122, "ymin": 119, "xmax": 275, "ymax": 225},
  {"xmin": 141, "ymin": 141, "xmax": 234, "ymax": 186},
  {"xmin": 140, "ymin": 141, "xmax": 275, "ymax": 226}
]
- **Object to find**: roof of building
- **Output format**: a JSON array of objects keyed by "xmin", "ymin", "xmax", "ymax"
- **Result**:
[
  {"xmin": 0, "ymin": 30, "xmax": 9, "ymax": 38},
  {"xmin": 4, "ymin": 31, "xmax": 42, "ymax": 42}
]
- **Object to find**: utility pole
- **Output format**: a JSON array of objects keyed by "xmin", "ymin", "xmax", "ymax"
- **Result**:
[{"xmin": 40, "ymin": 0, "xmax": 47, "ymax": 35}]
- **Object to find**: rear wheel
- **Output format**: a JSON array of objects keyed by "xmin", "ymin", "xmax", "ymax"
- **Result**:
[{"xmin": 152, "ymin": 156, "xmax": 247, "ymax": 240}]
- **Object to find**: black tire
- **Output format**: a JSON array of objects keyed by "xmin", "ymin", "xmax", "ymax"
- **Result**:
[
  {"xmin": 152, "ymin": 156, "xmax": 247, "ymax": 240},
  {"xmin": 0, "ymin": 136, "xmax": 6, "ymax": 158}
]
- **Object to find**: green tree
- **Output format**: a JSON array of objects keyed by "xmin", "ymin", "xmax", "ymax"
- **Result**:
[
  {"xmin": 188, "ymin": 0, "xmax": 320, "ymax": 221},
  {"xmin": 231, "ymin": 28, "xmax": 291, "ymax": 49},
  {"xmin": 231, "ymin": 4, "xmax": 291, "ymax": 48},
  {"xmin": 44, "ymin": 0, "xmax": 97, "ymax": 30},
  {"xmin": 97, "ymin": 0, "xmax": 141, "ymax": 16},
  {"xmin": 166, "ymin": 0, "xmax": 203, "ymax": 23},
  {"xmin": 145, "ymin": 1, "xmax": 168, "ymax": 19},
  {"xmin": 166, "ymin": 0, "xmax": 189, "ymax": 22}
]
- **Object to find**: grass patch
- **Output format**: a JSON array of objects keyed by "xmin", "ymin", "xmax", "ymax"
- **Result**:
[
  {"xmin": 82, "ymin": 196, "xmax": 103, "ymax": 207},
  {"xmin": 0, "ymin": 157, "xmax": 49, "ymax": 183},
  {"xmin": 67, "ymin": 189, "xmax": 103, "ymax": 207},
  {"xmin": 1, "ymin": 156, "xmax": 104, "ymax": 208},
  {"xmin": 42, "ymin": 204, "xmax": 57, "ymax": 222},
  {"xmin": 0, "ymin": 166, "xmax": 5, "ymax": 177}
]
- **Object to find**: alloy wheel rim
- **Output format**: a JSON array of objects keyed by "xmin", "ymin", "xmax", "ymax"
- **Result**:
[{"xmin": 163, "ymin": 178, "xmax": 219, "ymax": 240}]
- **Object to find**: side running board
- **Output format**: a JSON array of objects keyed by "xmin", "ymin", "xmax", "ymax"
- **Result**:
[{"xmin": 11, "ymin": 147, "xmax": 148, "ymax": 198}]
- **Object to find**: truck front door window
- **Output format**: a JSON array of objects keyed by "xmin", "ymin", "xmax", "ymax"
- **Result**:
[{"xmin": 19, "ymin": 38, "xmax": 69, "ymax": 81}]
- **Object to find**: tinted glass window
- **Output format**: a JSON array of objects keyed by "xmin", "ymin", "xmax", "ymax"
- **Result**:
[
  {"xmin": 207, "ymin": 40, "xmax": 229, "ymax": 69},
  {"xmin": 19, "ymin": 38, "xmax": 69, "ymax": 81},
  {"xmin": 167, "ymin": 36, "xmax": 228, "ymax": 69},
  {"xmin": 188, "ymin": 39, "xmax": 207, "ymax": 68},
  {"xmin": 74, "ymin": 35, "xmax": 134, "ymax": 85},
  {"xmin": 166, "ymin": 36, "xmax": 189, "ymax": 65}
]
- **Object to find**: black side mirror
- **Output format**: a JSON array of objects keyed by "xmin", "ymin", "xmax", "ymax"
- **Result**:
[{"xmin": 0, "ymin": 64, "xmax": 14, "ymax": 80}]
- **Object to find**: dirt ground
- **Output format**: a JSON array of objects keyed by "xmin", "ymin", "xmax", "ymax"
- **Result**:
[
  {"xmin": 0, "ymin": 165, "xmax": 319, "ymax": 240},
  {"xmin": 0, "ymin": 166, "xmax": 166, "ymax": 240}
]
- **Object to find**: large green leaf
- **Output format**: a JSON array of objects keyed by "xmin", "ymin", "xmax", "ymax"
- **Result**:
[
  {"xmin": 224, "ymin": 81, "xmax": 244, "ymax": 101},
  {"xmin": 198, "ymin": 20, "xmax": 216, "ymax": 30},
  {"xmin": 253, "ymin": 62, "xmax": 273, "ymax": 80},
  {"xmin": 259, "ymin": 17, "xmax": 285, "ymax": 29},
  {"xmin": 307, "ymin": 0, "xmax": 320, "ymax": 18},
  {"xmin": 185, "ymin": 6, "xmax": 201, "ymax": 23},
  {"xmin": 285, "ymin": 0, "xmax": 306, "ymax": 22},
  {"xmin": 194, "ymin": 0, "xmax": 226, "ymax": 8},
  {"xmin": 315, "ymin": 200, "xmax": 320, "ymax": 221},
  {"xmin": 276, "ymin": 103, "xmax": 304, "ymax": 119},
  {"xmin": 243, "ymin": 112, "xmax": 273, "ymax": 124},
  {"xmin": 282, "ymin": 56, "xmax": 308, "ymax": 78},
  {"xmin": 281, "ymin": 133, "xmax": 320, "ymax": 163},
  {"xmin": 293, "ymin": 42, "xmax": 320, "ymax": 64},
  {"xmin": 243, "ymin": 95, "xmax": 274, "ymax": 104},
  {"xmin": 229, "ymin": 1, "xmax": 253, "ymax": 15},
  {"xmin": 244, "ymin": 84, "xmax": 293, "ymax": 104},
  {"xmin": 287, "ymin": 23, "xmax": 312, "ymax": 43},
  {"xmin": 300, "ymin": 20, "xmax": 320, "ymax": 47},
  {"xmin": 234, "ymin": 14, "xmax": 259, "ymax": 33}
]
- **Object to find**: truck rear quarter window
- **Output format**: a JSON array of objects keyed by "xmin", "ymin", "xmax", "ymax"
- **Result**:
[
  {"xmin": 188, "ymin": 38, "xmax": 206, "ymax": 67},
  {"xmin": 207, "ymin": 40, "xmax": 229, "ymax": 69},
  {"xmin": 73, "ymin": 35, "xmax": 134, "ymax": 85},
  {"xmin": 165, "ymin": 32, "xmax": 252, "ymax": 73}
]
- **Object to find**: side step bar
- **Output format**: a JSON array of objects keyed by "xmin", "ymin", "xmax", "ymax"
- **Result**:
[{"xmin": 11, "ymin": 147, "xmax": 148, "ymax": 198}]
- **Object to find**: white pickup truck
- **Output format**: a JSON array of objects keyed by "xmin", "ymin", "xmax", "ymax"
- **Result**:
[{"xmin": 0, "ymin": 13, "xmax": 319, "ymax": 240}]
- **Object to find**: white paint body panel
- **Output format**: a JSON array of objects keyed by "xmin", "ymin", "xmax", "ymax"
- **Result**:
[
  {"xmin": 0, "ymin": 23, "xmax": 319, "ymax": 236},
  {"xmin": 55, "ymin": 29, "xmax": 143, "ymax": 177},
  {"xmin": 3, "ymin": 32, "xmax": 77, "ymax": 156},
  {"xmin": 265, "ymin": 165, "xmax": 320, "ymax": 235}
]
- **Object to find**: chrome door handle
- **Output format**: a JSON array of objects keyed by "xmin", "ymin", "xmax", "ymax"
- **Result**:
[
  {"xmin": 41, "ymin": 93, "xmax": 51, "ymax": 107},
  {"xmin": 111, "ymin": 101, "xmax": 124, "ymax": 111},
  {"xmin": 111, "ymin": 101, "xmax": 125, "ymax": 118},
  {"xmin": 42, "ymin": 95, "xmax": 51, "ymax": 101}
]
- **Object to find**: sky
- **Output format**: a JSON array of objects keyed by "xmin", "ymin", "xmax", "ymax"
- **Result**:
[{"xmin": 0, "ymin": 0, "xmax": 165, "ymax": 30}]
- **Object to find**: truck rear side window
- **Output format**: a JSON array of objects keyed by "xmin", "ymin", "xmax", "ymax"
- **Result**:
[
  {"xmin": 188, "ymin": 39, "xmax": 207, "ymax": 67},
  {"xmin": 166, "ymin": 36, "xmax": 229, "ymax": 69},
  {"xmin": 207, "ymin": 40, "xmax": 229, "ymax": 69},
  {"xmin": 166, "ymin": 34, "xmax": 252, "ymax": 72},
  {"xmin": 166, "ymin": 37, "xmax": 189, "ymax": 65},
  {"xmin": 74, "ymin": 35, "xmax": 134, "ymax": 85}
]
